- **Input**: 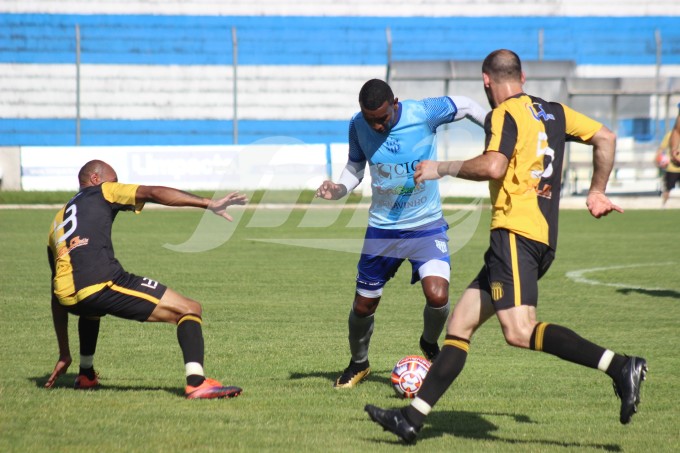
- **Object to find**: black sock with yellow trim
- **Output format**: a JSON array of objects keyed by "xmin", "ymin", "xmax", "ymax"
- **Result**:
[
  {"xmin": 530, "ymin": 322, "xmax": 626, "ymax": 376},
  {"xmin": 402, "ymin": 334, "xmax": 470, "ymax": 427},
  {"xmin": 177, "ymin": 315, "xmax": 205, "ymax": 387}
]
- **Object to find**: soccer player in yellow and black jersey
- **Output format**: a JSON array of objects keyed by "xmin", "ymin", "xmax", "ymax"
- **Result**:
[
  {"xmin": 656, "ymin": 104, "xmax": 680, "ymax": 206},
  {"xmin": 365, "ymin": 49, "xmax": 648, "ymax": 443},
  {"xmin": 46, "ymin": 160, "xmax": 247, "ymax": 399}
]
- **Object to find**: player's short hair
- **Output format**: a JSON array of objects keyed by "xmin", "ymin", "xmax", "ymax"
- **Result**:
[
  {"xmin": 359, "ymin": 79, "xmax": 394, "ymax": 111},
  {"xmin": 482, "ymin": 49, "xmax": 522, "ymax": 83}
]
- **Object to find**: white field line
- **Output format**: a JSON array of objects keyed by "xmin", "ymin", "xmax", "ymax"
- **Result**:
[{"xmin": 565, "ymin": 263, "xmax": 676, "ymax": 291}]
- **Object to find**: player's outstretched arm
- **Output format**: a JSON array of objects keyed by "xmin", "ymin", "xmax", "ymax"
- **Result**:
[
  {"xmin": 449, "ymin": 95, "xmax": 488, "ymax": 127},
  {"xmin": 46, "ymin": 296, "xmax": 72, "ymax": 388},
  {"xmin": 135, "ymin": 186, "xmax": 248, "ymax": 221},
  {"xmin": 415, "ymin": 152, "xmax": 507, "ymax": 185},
  {"xmin": 585, "ymin": 126, "xmax": 623, "ymax": 218}
]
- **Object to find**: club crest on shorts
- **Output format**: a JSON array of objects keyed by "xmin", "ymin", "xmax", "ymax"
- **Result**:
[
  {"xmin": 434, "ymin": 239, "xmax": 447, "ymax": 253},
  {"xmin": 491, "ymin": 281, "xmax": 504, "ymax": 301}
]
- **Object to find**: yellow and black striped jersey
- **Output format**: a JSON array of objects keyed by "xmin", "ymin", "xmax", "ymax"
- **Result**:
[
  {"xmin": 47, "ymin": 182, "xmax": 144, "ymax": 305},
  {"xmin": 484, "ymin": 93, "xmax": 602, "ymax": 249}
]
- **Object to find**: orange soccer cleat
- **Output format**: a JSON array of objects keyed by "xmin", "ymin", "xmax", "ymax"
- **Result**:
[
  {"xmin": 185, "ymin": 378, "xmax": 242, "ymax": 400},
  {"xmin": 74, "ymin": 373, "xmax": 100, "ymax": 390}
]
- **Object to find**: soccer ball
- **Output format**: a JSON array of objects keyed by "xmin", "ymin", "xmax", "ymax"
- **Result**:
[
  {"xmin": 656, "ymin": 152, "xmax": 670, "ymax": 169},
  {"xmin": 390, "ymin": 355, "xmax": 431, "ymax": 398}
]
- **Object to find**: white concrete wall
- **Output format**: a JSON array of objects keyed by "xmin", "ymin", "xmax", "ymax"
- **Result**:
[
  {"xmin": 0, "ymin": 63, "xmax": 384, "ymax": 121},
  {"xmin": 1, "ymin": 0, "xmax": 677, "ymax": 16},
  {"xmin": 0, "ymin": 147, "xmax": 21, "ymax": 190}
]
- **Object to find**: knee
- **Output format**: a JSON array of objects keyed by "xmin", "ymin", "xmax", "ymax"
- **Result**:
[
  {"xmin": 502, "ymin": 327, "xmax": 532, "ymax": 349},
  {"xmin": 352, "ymin": 294, "xmax": 380, "ymax": 317},
  {"xmin": 425, "ymin": 283, "xmax": 449, "ymax": 308},
  {"xmin": 183, "ymin": 300, "xmax": 203, "ymax": 318}
]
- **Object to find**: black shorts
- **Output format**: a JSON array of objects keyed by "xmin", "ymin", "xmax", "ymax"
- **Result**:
[
  {"xmin": 664, "ymin": 171, "xmax": 680, "ymax": 191},
  {"xmin": 67, "ymin": 272, "xmax": 168, "ymax": 322},
  {"xmin": 469, "ymin": 229, "xmax": 554, "ymax": 310}
]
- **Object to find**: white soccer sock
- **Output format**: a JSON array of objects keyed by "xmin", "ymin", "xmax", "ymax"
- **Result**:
[
  {"xmin": 80, "ymin": 354, "xmax": 94, "ymax": 369},
  {"xmin": 185, "ymin": 362, "xmax": 205, "ymax": 377},
  {"xmin": 597, "ymin": 349, "xmax": 615, "ymax": 372},
  {"xmin": 411, "ymin": 397, "xmax": 432, "ymax": 416}
]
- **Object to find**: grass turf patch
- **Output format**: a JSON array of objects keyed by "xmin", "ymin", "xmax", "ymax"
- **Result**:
[{"xmin": 0, "ymin": 207, "xmax": 678, "ymax": 452}]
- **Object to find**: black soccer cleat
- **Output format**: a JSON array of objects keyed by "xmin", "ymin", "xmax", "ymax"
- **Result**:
[
  {"xmin": 612, "ymin": 356, "xmax": 647, "ymax": 424},
  {"xmin": 334, "ymin": 360, "xmax": 370, "ymax": 388},
  {"xmin": 364, "ymin": 404, "xmax": 421, "ymax": 444},
  {"xmin": 419, "ymin": 336, "xmax": 440, "ymax": 362}
]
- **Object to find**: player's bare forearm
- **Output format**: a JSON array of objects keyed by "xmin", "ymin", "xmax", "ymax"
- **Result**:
[
  {"xmin": 440, "ymin": 152, "xmax": 507, "ymax": 182},
  {"xmin": 135, "ymin": 186, "xmax": 247, "ymax": 220},
  {"xmin": 46, "ymin": 297, "xmax": 72, "ymax": 388},
  {"xmin": 415, "ymin": 153, "xmax": 506, "ymax": 185},
  {"xmin": 51, "ymin": 297, "xmax": 70, "ymax": 357},
  {"xmin": 136, "ymin": 185, "xmax": 210, "ymax": 208},
  {"xmin": 588, "ymin": 126, "xmax": 616, "ymax": 194}
]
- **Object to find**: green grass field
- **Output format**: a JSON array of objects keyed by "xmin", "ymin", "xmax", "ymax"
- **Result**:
[{"xmin": 0, "ymin": 203, "xmax": 678, "ymax": 452}]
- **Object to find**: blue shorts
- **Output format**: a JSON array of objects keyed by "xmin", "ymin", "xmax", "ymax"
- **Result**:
[{"xmin": 356, "ymin": 217, "xmax": 450, "ymax": 291}]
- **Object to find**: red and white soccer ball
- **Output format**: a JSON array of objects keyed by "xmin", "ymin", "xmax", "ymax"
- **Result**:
[
  {"xmin": 391, "ymin": 355, "xmax": 431, "ymax": 398},
  {"xmin": 656, "ymin": 152, "xmax": 670, "ymax": 169}
]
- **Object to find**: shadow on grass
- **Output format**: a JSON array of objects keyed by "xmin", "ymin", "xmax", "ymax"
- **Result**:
[
  {"xmin": 617, "ymin": 287, "xmax": 680, "ymax": 299},
  {"xmin": 289, "ymin": 369, "xmax": 392, "ymax": 386},
  {"xmin": 363, "ymin": 408, "xmax": 621, "ymax": 451},
  {"xmin": 30, "ymin": 373, "xmax": 185, "ymax": 397}
]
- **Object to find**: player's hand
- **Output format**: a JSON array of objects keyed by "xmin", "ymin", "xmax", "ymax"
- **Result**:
[
  {"xmin": 671, "ymin": 149, "xmax": 680, "ymax": 166},
  {"xmin": 586, "ymin": 191, "xmax": 624, "ymax": 219},
  {"xmin": 45, "ymin": 354, "xmax": 72, "ymax": 388},
  {"xmin": 414, "ymin": 160, "xmax": 442, "ymax": 185},
  {"xmin": 315, "ymin": 180, "xmax": 347, "ymax": 200},
  {"xmin": 208, "ymin": 191, "xmax": 248, "ymax": 221}
]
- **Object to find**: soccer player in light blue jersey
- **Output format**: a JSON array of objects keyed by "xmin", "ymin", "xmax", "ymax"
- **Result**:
[
  {"xmin": 316, "ymin": 79, "xmax": 487, "ymax": 388},
  {"xmin": 365, "ymin": 49, "xmax": 646, "ymax": 445}
]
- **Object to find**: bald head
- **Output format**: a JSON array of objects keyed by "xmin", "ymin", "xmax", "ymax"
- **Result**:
[
  {"xmin": 78, "ymin": 160, "xmax": 118, "ymax": 188},
  {"xmin": 482, "ymin": 49, "xmax": 522, "ymax": 83}
]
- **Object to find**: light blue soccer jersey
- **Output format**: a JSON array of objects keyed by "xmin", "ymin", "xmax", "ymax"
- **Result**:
[{"xmin": 348, "ymin": 97, "xmax": 458, "ymax": 229}]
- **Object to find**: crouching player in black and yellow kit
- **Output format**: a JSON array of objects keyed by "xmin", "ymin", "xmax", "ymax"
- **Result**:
[
  {"xmin": 365, "ymin": 49, "xmax": 647, "ymax": 443},
  {"xmin": 46, "ymin": 160, "xmax": 247, "ymax": 399}
]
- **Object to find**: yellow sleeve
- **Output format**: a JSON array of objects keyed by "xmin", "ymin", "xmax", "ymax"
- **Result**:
[
  {"xmin": 562, "ymin": 104, "xmax": 603, "ymax": 142},
  {"xmin": 101, "ymin": 182, "xmax": 145, "ymax": 212}
]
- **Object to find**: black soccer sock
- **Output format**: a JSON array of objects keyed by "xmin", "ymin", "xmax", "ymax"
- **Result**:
[
  {"xmin": 422, "ymin": 302, "xmax": 450, "ymax": 344},
  {"xmin": 177, "ymin": 315, "xmax": 205, "ymax": 387},
  {"xmin": 530, "ymin": 322, "xmax": 626, "ymax": 376},
  {"xmin": 403, "ymin": 335, "xmax": 470, "ymax": 427},
  {"xmin": 348, "ymin": 310, "xmax": 374, "ymax": 364},
  {"xmin": 78, "ymin": 317, "xmax": 100, "ymax": 379}
]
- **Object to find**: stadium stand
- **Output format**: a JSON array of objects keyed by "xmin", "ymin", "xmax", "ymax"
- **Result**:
[{"xmin": 0, "ymin": 1, "xmax": 679, "ymax": 151}]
